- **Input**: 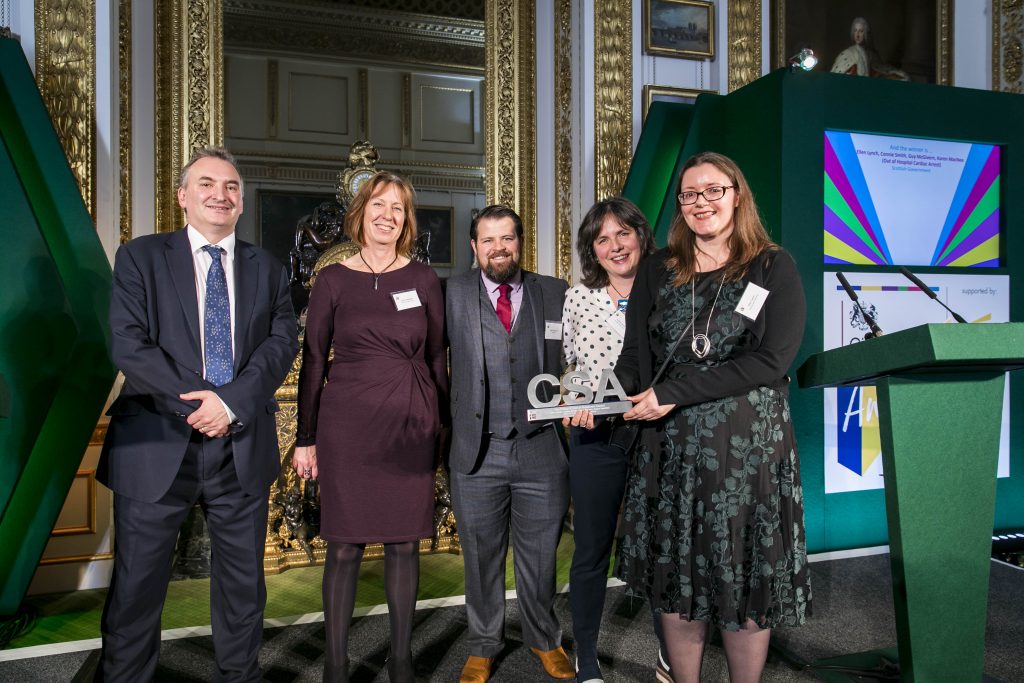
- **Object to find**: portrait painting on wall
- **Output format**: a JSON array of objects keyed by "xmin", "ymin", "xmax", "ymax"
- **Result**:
[
  {"xmin": 644, "ymin": 0, "xmax": 715, "ymax": 60},
  {"xmin": 772, "ymin": 0, "xmax": 952, "ymax": 85},
  {"xmin": 415, "ymin": 206, "xmax": 454, "ymax": 267}
]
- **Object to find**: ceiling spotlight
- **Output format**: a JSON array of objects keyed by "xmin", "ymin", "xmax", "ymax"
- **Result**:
[{"xmin": 789, "ymin": 48, "xmax": 818, "ymax": 72}]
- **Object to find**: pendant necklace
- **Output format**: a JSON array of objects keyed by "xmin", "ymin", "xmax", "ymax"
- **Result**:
[
  {"xmin": 691, "ymin": 272, "xmax": 726, "ymax": 359},
  {"xmin": 608, "ymin": 281, "xmax": 631, "ymax": 313},
  {"xmin": 359, "ymin": 250, "xmax": 399, "ymax": 290}
]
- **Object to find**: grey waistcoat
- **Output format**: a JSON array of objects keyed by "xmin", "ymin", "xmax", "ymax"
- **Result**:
[{"xmin": 479, "ymin": 281, "xmax": 542, "ymax": 439}]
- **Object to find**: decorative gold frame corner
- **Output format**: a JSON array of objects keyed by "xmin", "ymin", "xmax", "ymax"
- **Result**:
[
  {"xmin": 34, "ymin": 0, "xmax": 97, "ymax": 220},
  {"xmin": 993, "ymin": 0, "xmax": 1023, "ymax": 93},
  {"xmin": 642, "ymin": 84, "xmax": 717, "ymax": 123},
  {"xmin": 155, "ymin": 0, "xmax": 225, "ymax": 233},
  {"xmin": 119, "ymin": 0, "xmax": 132, "ymax": 243},
  {"xmin": 485, "ymin": 0, "xmax": 537, "ymax": 272},
  {"xmin": 594, "ymin": 1, "xmax": 633, "ymax": 202},
  {"xmin": 727, "ymin": 0, "xmax": 762, "ymax": 93},
  {"xmin": 554, "ymin": 0, "xmax": 573, "ymax": 283}
]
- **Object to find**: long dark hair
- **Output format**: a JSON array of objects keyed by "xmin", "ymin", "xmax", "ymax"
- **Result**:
[
  {"xmin": 576, "ymin": 197, "xmax": 656, "ymax": 288},
  {"xmin": 666, "ymin": 151, "xmax": 777, "ymax": 285}
]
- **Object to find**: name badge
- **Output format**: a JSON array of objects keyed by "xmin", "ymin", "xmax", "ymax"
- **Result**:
[
  {"xmin": 735, "ymin": 282, "xmax": 769, "ymax": 320},
  {"xmin": 606, "ymin": 309, "xmax": 627, "ymax": 338},
  {"xmin": 391, "ymin": 289, "xmax": 422, "ymax": 311},
  {"xmin": 544, "ymin": 320, "xmax": 563, "ymax": 340}
]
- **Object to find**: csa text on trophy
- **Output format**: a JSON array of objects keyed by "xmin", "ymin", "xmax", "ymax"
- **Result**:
[{"xmin": 526, "ymin": 369, "xmax": 633, "ymax": 421}]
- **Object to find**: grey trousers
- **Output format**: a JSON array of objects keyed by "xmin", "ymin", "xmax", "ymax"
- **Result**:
[{"xmin": 450, "ymin": 427, "xmax": 570, "ymax": 657}]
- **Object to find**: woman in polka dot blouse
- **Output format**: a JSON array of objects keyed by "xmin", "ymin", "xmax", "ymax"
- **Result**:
[{"xmin": 561, "ymin": 196, "xmax": 655, "ymax": 683}]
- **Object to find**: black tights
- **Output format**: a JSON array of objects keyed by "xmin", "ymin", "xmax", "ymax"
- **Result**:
[{"xmin": 323, "ymin": 541, "xmax": 420, "ymax": 683}]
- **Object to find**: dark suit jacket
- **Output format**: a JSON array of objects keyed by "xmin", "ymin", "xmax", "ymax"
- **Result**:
[
  {"xmin": 445, "ymin": 268, "xmax": 568, "ymax": 474},
  {"xmin": 97, "ymin": 228, "xmax": 298, "ymax": 502}
]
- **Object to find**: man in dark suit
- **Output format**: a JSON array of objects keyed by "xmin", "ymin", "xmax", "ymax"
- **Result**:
[
  {"xmin": 445, "ymin": 205, "xmax": 573, "ymax": 682},
  {"xmin": 96, "ymin": 147, "xmax": 298, "ymax": 682}
]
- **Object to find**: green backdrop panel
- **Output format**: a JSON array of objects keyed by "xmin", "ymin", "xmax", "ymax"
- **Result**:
[{"xmin": 0, "ymin": 37, "xmax": 116, "ymax": 615}]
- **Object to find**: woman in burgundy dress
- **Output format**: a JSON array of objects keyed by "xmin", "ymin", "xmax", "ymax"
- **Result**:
[{"xmin": 293, "ymin": 171, "xmax": 447, "ymax": 683}]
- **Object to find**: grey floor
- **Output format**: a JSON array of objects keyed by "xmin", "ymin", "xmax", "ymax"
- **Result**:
[{"xmin": 3, "ymin": 553, "xmax": 1023, "ymax": 682}]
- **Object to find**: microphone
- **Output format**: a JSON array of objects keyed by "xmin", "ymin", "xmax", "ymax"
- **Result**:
[
  {"xmin": 898, "ymin": 267, "xmax": 968, "ymax": 323},
  {"xmin": 836, "ymin": 272, "xmax": 884, "ymax": 338}
]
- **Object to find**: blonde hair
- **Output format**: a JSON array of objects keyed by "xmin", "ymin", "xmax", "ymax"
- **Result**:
[
  {"xmin": 666, "ymin": 151, "xmax": 777, "ymax": 285},
  {"xmin": 343, "ymin": 171, "xmax": 417, "ymax": 257}
]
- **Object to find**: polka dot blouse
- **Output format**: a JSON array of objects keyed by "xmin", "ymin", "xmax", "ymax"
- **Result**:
[{"xmin": 561, "ymin": 284, "xmax": 627, "ymax": 389}]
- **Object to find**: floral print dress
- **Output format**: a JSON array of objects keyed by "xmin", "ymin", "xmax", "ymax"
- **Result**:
[{"xmin": 614, "ymin": 249, "xmax": 812, "ymax": 631}]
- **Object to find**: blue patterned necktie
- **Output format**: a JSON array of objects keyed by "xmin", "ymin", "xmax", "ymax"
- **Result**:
[{"xmin": 202, "ymin": 245, "xmax": 233, "ymax": 386}]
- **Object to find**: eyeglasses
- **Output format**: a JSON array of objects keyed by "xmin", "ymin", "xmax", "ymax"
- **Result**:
[{"xmin": 677, "ymin": 186, "xmax": 734, "ymax": 205}]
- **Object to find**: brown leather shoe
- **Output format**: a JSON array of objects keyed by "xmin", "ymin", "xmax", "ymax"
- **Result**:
[
  {"xmin": 459, "ymin": 655, "xmax": 493, "ymax": 683},
  {"xmin": 530, "ymin": 646, "xmax": 575, "ymax": 679}
]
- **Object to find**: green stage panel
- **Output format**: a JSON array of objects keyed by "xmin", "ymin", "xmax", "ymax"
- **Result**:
[
  {"xmin": 622, "ymin": 67, "xmax": 1024, "ymax": 553},
  {"xmin": 0, "ymin": 37, "xmax": 116, "ymax": 616}
]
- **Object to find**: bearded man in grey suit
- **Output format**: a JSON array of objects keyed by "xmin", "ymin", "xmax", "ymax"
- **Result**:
[{"xmin": 446, "ymin": 205, "xmax": 574, "ymax": 683}]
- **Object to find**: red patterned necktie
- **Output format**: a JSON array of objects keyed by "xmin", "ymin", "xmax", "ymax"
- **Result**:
[{"xmin": 496, "ymin": 283, "xmax": 513, "ymax": 333}]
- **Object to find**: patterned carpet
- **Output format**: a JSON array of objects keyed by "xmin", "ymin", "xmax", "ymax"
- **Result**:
[{"xmin": 2, "ymin": 548, "xmax": 1022, "ymax": 682}]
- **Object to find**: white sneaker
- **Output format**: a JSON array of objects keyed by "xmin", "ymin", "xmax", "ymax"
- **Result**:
[
  {"xmin": 655, "ymin": 649, "xmax": 672, "ymax": 683},
  {"xmin": 575, "ymin": 657, "xmax": 604, "ymax": 683}
]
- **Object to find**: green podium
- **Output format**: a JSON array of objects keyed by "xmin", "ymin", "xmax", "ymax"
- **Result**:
[{"xmin": 797, "ymin": 323, "xmax": 1024, "ymax": 681}]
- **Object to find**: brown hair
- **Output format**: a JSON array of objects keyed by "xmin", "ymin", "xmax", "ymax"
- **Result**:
[
  {"xmin": 666, "ymin": 151, "xmax": 777, "ymax": 285},
  {"xmin": 576, "ymin": 197, "xmax": 656, "ymax": 288},
  {"xmin": 343, "ymin": 171, "xmax": 417, "ymax": 257},
  {"xmin": 471, "ymin": 204, "xmax": 523, "ymax": 241}
]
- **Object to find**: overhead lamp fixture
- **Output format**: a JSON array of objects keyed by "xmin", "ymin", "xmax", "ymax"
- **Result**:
[{"xmin": 789, "ymin": 48, "xmax": 818, "ymax": 72}]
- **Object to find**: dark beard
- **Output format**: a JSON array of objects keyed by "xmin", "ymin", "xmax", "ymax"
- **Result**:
[{"xmin": 483, "ymin": 257, "xmax": 521, "ymax": 284}]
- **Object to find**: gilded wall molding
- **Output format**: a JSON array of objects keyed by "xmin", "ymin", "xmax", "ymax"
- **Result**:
[
  {"xmin": 554, "ymin": 0, "xmax": 573, "ymax": 282},
  {"xmin": 155, "ymin": 0, "xmax": 224, "ymax": 232},
  {"xmin": 34, "ymin": 0, "xmax": 96, "ymax": 220},
  {"xmin": 485, "ymin": 0, "xmax": 537, "ymax": 271},
  {"xmin": 994, "ymin": 0, "xmax": 1024, "ymax": 93},
  {"xmin": 728, "ymin": 0, "xmax": 762, "ymax": 92},
  {"xmin": 936, "ymin": 0, "xmax": 953, "ymax": 86},
  {"xmin": 118, "ymin": 0, "xmax": 131, "ymax": 243},
  {"xmin": 593, "ymin": 1, "xmax": 632, "ymax": 203},
  {"xmin": 38, "ymin": 551, "xmax": 113, "ymax": 566},
  {"xmin": 51, "ymin": 470, "xmax": 97, "ymax": 536},
  {"xmin": 223, "ymin": 0, "xmax": 484, "ymax": 73}
]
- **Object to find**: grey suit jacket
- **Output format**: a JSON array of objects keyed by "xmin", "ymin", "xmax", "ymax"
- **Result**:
[
  {"xmin": 97, "ymin": 228, "xmax": 299, "ymax": 502},
  {"xmin": 445, "ymin": 268, "xmax": 568, "ymax": 474}
]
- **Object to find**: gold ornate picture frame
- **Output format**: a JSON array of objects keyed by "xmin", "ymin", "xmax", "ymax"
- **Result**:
[
  {"xmin": 642, "ymin": 84, "xmax": 718, "ymax": 123},
  {"xmin": 771, "ymin": 0, "xmax": 953, "ymax": 85},
  {"xmin": 644, "ymin": 0, "xmax": 715, "ymax": 60}
]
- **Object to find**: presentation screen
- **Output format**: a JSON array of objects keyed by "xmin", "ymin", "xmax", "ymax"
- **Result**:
[{"xmin": 824, "ymin": 130, "xmax": 1000, "ymax": 267}]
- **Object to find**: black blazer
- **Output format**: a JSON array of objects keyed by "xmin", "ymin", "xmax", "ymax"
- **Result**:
[
  {"xmin": 615, "ymin": 247, "xmax": 805, "ymax": 407},
  {"xmin": 97, "ymin": 228, "xmax": 298, "ymax": 502}
]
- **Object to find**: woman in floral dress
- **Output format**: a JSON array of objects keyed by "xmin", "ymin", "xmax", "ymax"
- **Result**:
[{"xmin": 615, "ymin": 152, "xmax": 811, "ymax": 682}]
